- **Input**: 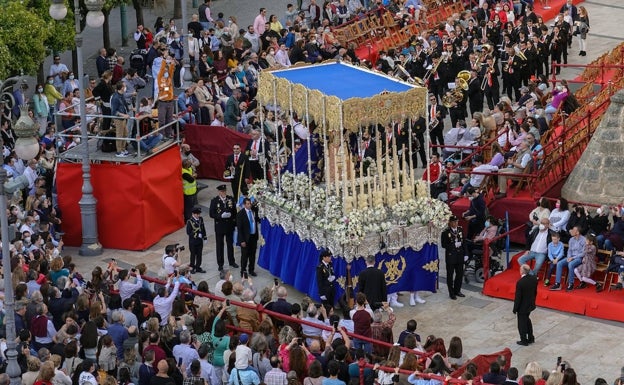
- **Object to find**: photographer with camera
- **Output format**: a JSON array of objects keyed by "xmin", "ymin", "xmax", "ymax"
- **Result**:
[
  {"xmin": 162, "ymin": 244, "xmax": 184, "ymax": 276},
  {"xmin": 154, "ymin": 272, "xmax": 182, "ymax": 325}
]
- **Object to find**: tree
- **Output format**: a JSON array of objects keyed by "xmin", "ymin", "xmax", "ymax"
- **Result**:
[
  {"xmin": 131, "ymin": 0, "xmax": 144, "ymax": 27},
  {"xmin": 0, "ymin": 2, "xmax": 50, "ymax": 78},
  {"xmin": 173, "ymin": 0, "xmax": 181, "ymax": 19},
  {"xmin": 102, "ymin": 0, "xmax": 128, "ymax": 49}
]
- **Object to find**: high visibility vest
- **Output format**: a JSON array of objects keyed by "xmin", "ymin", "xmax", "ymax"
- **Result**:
[{"xmin": 182, "ymin": 167, "xmax": 197, "ymax": 196}]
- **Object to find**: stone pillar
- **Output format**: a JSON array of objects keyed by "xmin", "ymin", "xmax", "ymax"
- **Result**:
[{"xmin": 561, "ymin": 90, "xmax": 624, "ymax": 205}]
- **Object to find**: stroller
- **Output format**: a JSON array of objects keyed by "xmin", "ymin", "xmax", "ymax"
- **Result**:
[
  {"xmin": 464, "ymin": 218, "xmax": 506, "ymax": 283},
  {"xmin": 129, "ymin": 49, "xmax": 148, "ymax": 78}
]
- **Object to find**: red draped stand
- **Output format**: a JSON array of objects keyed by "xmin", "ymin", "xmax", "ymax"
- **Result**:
[
  {"xmin": 56, "ymin": 146, "xmax": 184, "ymax": 250},
  {"xmin": 184, "ymin": 124, "xmax": 251, "ymax": 180}
]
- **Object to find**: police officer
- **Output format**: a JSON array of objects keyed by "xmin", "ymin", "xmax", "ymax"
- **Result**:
[
  {"xmin": 209, "ymin": 185, "xmax": 239, "ymax": 272},
  {"xmin": 441, "ymin": 215, "xmax": 467, "ymax": 300},
  {"xmin": 182, "ymin": 159, "xmax": 197, "ymax": 221},
  {"xmin": 187, "ymin": 207, "xmax": 207, "ymax": 274},
  {"xmin": 316, "ymin": 250, "xmax": 336, "ymax": 311}
]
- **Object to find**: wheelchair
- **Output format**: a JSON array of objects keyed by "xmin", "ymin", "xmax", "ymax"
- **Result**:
[{"xmin": 464, "ymin": 218, "xmax": 506, "ymax": 283}]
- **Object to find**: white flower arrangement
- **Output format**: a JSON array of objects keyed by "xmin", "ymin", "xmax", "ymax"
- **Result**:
[{"xmin": 248, "ymin": 172, "xmax": 451, "ymax": 252}]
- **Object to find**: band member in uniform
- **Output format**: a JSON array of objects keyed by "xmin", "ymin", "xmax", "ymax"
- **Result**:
[
  {"xmin": 245, "ymin": 129, "xmax": 268, "ymax": 180},
  {"xmin": 481, "ymin": 56, "xmax": 500, "ymax": 110},
  {"xmin": 441, "ymin": 215, "xmax": 467, "ymax": 300},
  {"xmin": 225, "ymin": 143, "xmax": 250, "ymax": 201},
  {"xmin": 428, "ymin": 93, "xmax": 446, "ymax": 147},
  {"xmin": 316, "ymin": 250, "xmax": 336, "ymax": 310},
  {"xmin": 186, "ymin": 207, "xmax": 208, "ymax": 274},
  {"xmin": 467, "ymin": 69, "xmax": 483, "ymax": 117},
  {"xmin": 209, "ymin": 185, "xmax": 239, "ymax": 271}
]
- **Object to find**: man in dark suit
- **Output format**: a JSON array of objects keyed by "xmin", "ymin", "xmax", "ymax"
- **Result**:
[
  {"xmin": 245, "ymin": 129, "xmax": 268, "ymax": 180},
  {"xmin": 441, "ymin": 215, "xmax": 466, "ymax": 300},
  {"xmin": 316, "ymin": 250, "xmax": 336, "ymax": 311},
  {"xmin": 356, "ymin": 255, "xmax": 387, "ymax": 310},
  {"xmin": 209, "ymin": 185, "xmax": 239, "ymax": 271},
  {"xmin": 186, "ymin": 207, "xmax": 208, "ymax": 274},
  {"xmin": 513, "ymin": 264, "xmax": 538, "ymax": 346},
  {"xmin": 224, "ymin": 143, "xmax": 250, "ymax": 201},
  {"xmin": 236, "ymin": 197, "xmax": 259, "ymax": 277}
]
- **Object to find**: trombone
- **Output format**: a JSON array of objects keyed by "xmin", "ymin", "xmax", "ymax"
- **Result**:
[
  {"xmin": 514, "ymin": 44, "xmax": 527, "ymax": 61},
  {"xmin": 423, "ymin": 58, "xmax": 441, "ymax": 83}
]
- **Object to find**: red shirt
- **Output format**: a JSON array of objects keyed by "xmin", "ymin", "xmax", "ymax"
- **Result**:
[
  {"xmin": 352, "ymin": 308, "xmax": 372, "ymax": 338},
  {"xmin": 422, "ymin": 162, "xmax": 443, "ymax": 182}
]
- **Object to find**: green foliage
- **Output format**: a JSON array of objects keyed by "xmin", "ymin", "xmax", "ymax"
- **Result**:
[
  {"xmin": 0, "ymin": 2, "xmax": 49, "ymax": 78},
  {"xmin": 28, "ymin": 0, "xmax": 76, "ymax": 54}
]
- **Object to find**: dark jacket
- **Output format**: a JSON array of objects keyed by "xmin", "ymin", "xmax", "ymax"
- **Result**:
[
  {"xmin": 513, "ymin": 274, "xmax": 537, "ymax": 314},
  {"xmin": 357, "ymin": 266, "xmax": 387, "ymax": 306}
]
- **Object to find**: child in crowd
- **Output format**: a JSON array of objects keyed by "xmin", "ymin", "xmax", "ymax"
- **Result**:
[{"xmin": 543, "ymin": 232, "xmax": 564, "ymax": 286}]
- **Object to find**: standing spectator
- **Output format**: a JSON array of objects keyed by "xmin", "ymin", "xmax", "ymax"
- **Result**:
[
  {"xmin": 49, "ymin": 55, "xmax": 69, "ymax": 92},
  {"xmin": 198, "ymin": 0, "xmax": 214, "ymax": 31},
  {"xmin": 154, "ymin": 277, "xmax": 181, "ymax": 325},
  {"xmin": 513, "ymin": 264, "xmax": 537, "ymax": 346},
  {"xmin": 209, "ymin": 184, "xmax": 238, "ymax": 271},
  {"xmin": 356, "ymin": 255, "xmax": 387, "ymax": 310},
  {"xmin": 134, "ymin": 25, "xmax": 147, "ymax": 49},
  {"xmin": 173, "ymin": 330, "xmax": 200, "ymax": 370},
  {"xmin": 96, "ymin": 48, "xmax": 108, "ymax": 78},
  {"xmin": 107, "ymin": 310, "xmax": 128, "ymax": 360},
  {"xmin": 441, "ymin": 215, "xmax": 466, "ymax": 300},
  {"xmin": 237, "ymin": 198, "xmax": 259, "ymax": 277},
  {"xmin": 265, "ymin": 356, "xmax": 288, "ymax": 385},
  {"xmin": 254, "ymin": 8, "xmax": 268, "ymax": 36},
  {"xmin": 110, "ymin": 82, "xmax": 131, "ymax": 158}
]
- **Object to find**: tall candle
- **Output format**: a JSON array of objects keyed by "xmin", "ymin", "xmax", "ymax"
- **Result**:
[
  {"xmin": 341, "ymin": 143, "xmax": 347, "ymax": 214},
  {"xmin": 367, "ymin": 167, "xmax": 372, "ymax": 206},
  {"xmin": 407, "ymin": 119, "xmax": 415, "ymax": 199}
]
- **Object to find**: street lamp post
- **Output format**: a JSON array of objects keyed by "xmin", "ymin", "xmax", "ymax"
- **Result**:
[
  {"xmin": 181, "ymin": 0, "xmax": 193, "ymax": 88},
  {"xmin": 50, "ymin": 0, "xmax": 104, "ymax": 256},
  {"xmin": 3, "ymin": 107, "xmax": 40, "ymax": 385}
]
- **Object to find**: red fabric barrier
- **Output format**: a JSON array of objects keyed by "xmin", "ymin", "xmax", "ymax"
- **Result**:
[
  {"xmin": 184, "ymin": 124, "xmax": 251, "ymax": 180},
  {"xmin": 450, "ymin": 348, "xmax": 512, "ymax": 379},
  {"xmin": 56, "ymin": 146, "xmax": 184, "ymax": 250}
]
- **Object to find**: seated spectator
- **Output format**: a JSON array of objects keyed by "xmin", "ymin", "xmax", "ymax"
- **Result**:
[
  {"xmin": 549, "ymin": 226, "xmax": 586, "ymax": 291},
  {"xmin": 459, "ymin": 155, "xmax": 498, "ymax": 196},
  {"xmin": 447, "ymin": 336, "xmax": 469, "ymax": 369},
  {"xmin": 520, "ymin": 217, "xmax": 552, "ymax": 276},
  {"xmin": 465, "ymin": 215, "xmax": 499, "ymax": 259},
  {"xmin": 496, "ymin": 140, "xmax": 532, "ymax": 199},
  {"xmin": 573, "ymin": 234, "xmax": 603, "ymax": 292},
  {"xmin": 483, "ymin": 362, "xmax": 507, "ymax": 385},
  {"xmin": 549, "ymin": 198, "xmax": 571, "ymax": 239}
]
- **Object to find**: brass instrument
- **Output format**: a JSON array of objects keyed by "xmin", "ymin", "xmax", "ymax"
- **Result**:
[
  {"xmin": 423, "ymin": 58, "xmax": 441, "ymax": 83},
  {"xmin": 457, "ymin": 70, "xmax": 471, "ymax": 83},
  {"xmin": 474, "ymin": 44, "xmax": 493, "ymax": 69},
  {"xmin": 514, "ymin": 44, "xmax": 527, "ymax": 61},
  {"xmin": 442, "ymin": 77, "xmax": 468, "ymax": 108},
  {"xmin": 393, "ymin": 64, "xmax": 425, "ymax": 86},
  {"xmin": 481, "ymin": 64, "xmax": 495, "ymax": 90}
]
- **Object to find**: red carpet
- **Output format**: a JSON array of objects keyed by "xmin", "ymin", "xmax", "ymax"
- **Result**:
[{"xmin": 483, "ymin": 253, "xmax": 624, "ymax": 322}]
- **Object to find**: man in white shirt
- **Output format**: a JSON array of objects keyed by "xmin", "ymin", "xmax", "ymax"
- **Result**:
[
  {"xmin": 459, "ymin": 155, "xmax": 498, "ymax": 195},
  {"xmin": 118, "ymin": 269, "xmax": 143, "ymax": 302},
  {"xmin": 518, "ymin": 218, "xmax": 551, "ymax": 276},
  {"xmin": 154, "ymin": 277, "xmax": 181, "ymax": 325},
  {"xmin": 275, "ymin": 44, "xmax": 292, "ymax": 68}
]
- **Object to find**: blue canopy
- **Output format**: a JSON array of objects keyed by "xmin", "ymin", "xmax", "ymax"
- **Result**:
[{"xmin": 271, "ymin": 62, "xmax": 414, "ymax": 101}]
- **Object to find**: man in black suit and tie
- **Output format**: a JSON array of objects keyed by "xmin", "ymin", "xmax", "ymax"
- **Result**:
[
  {"xmin": 356, "ymin": 255, "xmax": 387, "ymax": 310},
  {"xmin": 209, "ymin": 184, "xmax": 239, "ymax": 272},
  {"xmin": 245, "ymin": 129, "xmax": 268, "ymax": 180},
  {"xmin": 236, "ymin": 197, "xmax": 259, "ymax": 277},
  {"xmin": 224, "ymin": 143, "xmax": 250, "ymax": 201},
  {"xmin": 316, "ymin": 250, "xmax": 336, "ymax": 311},
  {"xmin": 513, "ymin": 264, "xmax": 538, "ymax": 346}
]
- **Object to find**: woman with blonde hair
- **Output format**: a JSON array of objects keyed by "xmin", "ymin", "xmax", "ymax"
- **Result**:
[
  {"xmin": 523, "ymin": 361, "xmax": 546, "ymax": 385},
  {"xmin": 33, "ymin": 361, "xmax": 56, "ymax": 385},
  {"xmin": 545, "ymin": 372, "xmax": 563, "ymax": 385},
  {"xmin": 22, "ymin": 356, "xmax": 42, "ymax": 385}
]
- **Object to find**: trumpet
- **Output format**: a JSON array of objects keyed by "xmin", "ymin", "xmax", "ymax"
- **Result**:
[{"xmin": 474, "ymin": 44, "xmax": 493, "ymax": 69}]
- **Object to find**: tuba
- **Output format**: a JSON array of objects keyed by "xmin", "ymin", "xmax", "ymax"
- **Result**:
[{"xmin": 442, "ymin": 77, "xmax": 468, "ymax": 108}]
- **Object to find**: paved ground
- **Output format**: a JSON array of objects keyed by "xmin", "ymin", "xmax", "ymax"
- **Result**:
[{"xmin": 50, "ymin": 0, "xmax": 624, "ymax": 384}]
